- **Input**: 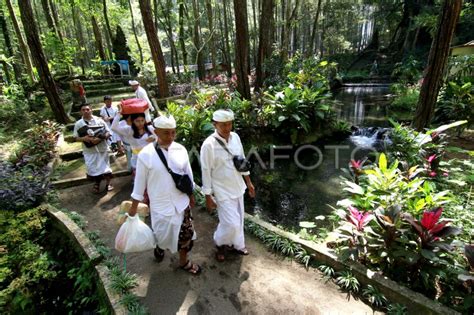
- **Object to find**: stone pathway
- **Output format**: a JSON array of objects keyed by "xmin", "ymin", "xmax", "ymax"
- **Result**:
[{"xmin": 58, "ymin": 176, "xmax": 378, "ymax": 315}]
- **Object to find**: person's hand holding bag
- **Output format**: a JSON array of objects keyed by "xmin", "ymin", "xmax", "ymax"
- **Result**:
[{"xmin": 115, "ymin": 213, "xmax": 155, "ymax": 253}]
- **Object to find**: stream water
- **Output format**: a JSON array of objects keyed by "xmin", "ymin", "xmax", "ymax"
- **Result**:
[{"xmin": 246, "ymin": 85, "xmax": 392, "ymax": 229}]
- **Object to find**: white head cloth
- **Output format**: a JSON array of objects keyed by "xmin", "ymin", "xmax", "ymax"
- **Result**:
[
  {"xmin": 153, "ymin": 115, "xmax": 176, "ymax": 129},
  {"xmin": 213, "ymin": 109, "xmax": 234, "ymax": 122},
  {"xmin": 128, "ymin": 80, "xmax": 139, "ymax": 86}
]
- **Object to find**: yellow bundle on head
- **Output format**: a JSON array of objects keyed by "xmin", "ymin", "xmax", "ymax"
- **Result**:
[{"xmin": 116, "ymin": 201, "xmax": 150, "ymax": 226}]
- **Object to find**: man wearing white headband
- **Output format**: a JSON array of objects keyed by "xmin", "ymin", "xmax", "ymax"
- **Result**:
[
  {"xmin": 200, "ymin": 109, "xmax": 256, "ymax": 262},
  {"xmin": 129, "ymin": 80, "xmax": 154, "ymax": 123},
  {"xmin": 128, "ymin": 115, "xmax": 201, "ymax": 275}
]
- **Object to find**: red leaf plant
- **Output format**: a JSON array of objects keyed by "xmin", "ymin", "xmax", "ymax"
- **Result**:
[
  {"xmin": 347, "ymin": 206, "xmax": 373, "ymax": 231},
  {"xmin": 403, "ymin": 207, "xmax": 461, "ymax": 251}
]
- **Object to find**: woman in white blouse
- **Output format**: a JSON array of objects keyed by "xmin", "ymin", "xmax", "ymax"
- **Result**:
[{"xmin": 111, "ymin": 111, "xmax": 155, "ymax": 173}]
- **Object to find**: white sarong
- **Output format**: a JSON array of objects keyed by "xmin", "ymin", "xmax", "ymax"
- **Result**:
[
  {"xmin": 214, "ymin": 195, "xmax": 245, "ymax": 250},
  {"xmin": 151, "ymin": 208, "xmax": 196, "ymax": 254},
  {"xmin": 84, "ymin": 150, "xmax": 112, "ymax": 177}
]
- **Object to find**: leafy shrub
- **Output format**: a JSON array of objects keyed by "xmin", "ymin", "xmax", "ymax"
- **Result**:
[
  {"xmin": 391, "ymin": 56, "xmax": 423, "ymax": 84},
  {"xmin": 434, "ymin": 79, "xmax": 474, "ymax": 134},
  {"xmin": 0, "ymin": 161, "xmax": 50, "ymax": 212},
  {"xmin": 389, "ymin": 83, "xmax": 420, "ymax": 112},
  {"xmin": 9, "ymin": 120, "xmax": 61, "ymax": 168}
]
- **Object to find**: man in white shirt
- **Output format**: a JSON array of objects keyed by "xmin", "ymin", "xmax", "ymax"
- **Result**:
[
  {"xmin": 129, "ymin": 80, "xmax": 155, "ymax": 123},
  {"xmin": 128, "ymin": 115, "xmax": 201, "ymax": 275},
  {"xmin": 200, "ymin": 109, "xmax": 256, "ymax": 262},
  {"xmin": 73, "ymin": 103, "xmax": 113, "ymax": 194},
  {"xmin": 100, "ymin": 95, "xmax": 123, "ymax": 154}
]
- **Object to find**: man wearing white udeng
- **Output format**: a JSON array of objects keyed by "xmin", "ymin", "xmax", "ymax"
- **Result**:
[
  {"xmin": 200, "ymin": 109, "xmax": 256, "ymax": 262},
  {"xmin": 127, "ymin": 115, "xmax": 201, "ymax": 275}
]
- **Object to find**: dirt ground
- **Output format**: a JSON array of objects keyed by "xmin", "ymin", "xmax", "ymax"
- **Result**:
[{"xmin": 58, "ymin": 176, "xmax": 378, "ymax": 315}]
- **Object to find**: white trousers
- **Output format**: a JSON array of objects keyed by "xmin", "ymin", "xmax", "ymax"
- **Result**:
[
  {"xmin": 151, "ymin": 208, "xmax": 196, "ymax": 254},
  {"xmin": 214, "ymin": 195, "xmax": 245, "ymax": 250},
  {"xmin": 84, "ymin": 150, "xmax": 112, "ymax": 177}
]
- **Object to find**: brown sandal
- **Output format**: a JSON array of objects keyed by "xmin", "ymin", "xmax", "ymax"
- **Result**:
[
  {"xmin": 180, "ymin": 260, "xmax": 201, "ymax": 275},
  {"xmin": 215, "ymin": 246, "xmax": 226, "ymax": 262}
]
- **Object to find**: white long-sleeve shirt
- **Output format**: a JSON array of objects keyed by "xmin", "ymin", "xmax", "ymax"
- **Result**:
[
  {"xmin": 136, "ymin": 86, "xmax": 154, "ymax": 112},
  {"xmin": 131, "ymin": 142, "xmax": 193, "ymax": 216},
  {"xmin": 111, "ymin": 114, "xmax": 155, "ymax": 152},
  {"xmin": 200, "ymin": 131, "xmax": 250, "ymax": 201}
]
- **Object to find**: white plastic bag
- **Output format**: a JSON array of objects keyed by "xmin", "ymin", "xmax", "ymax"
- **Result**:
[{"xmin": 115, "ymin": 214, "xmax": 155, "ymax": 253}]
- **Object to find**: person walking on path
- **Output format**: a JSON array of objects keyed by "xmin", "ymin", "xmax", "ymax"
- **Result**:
[
  {"xmin": 111, "ymin": 108, "xmax": 155, "ymax": 173},
  {"xmin": 128, "ymin": 115, "xmax": 201, "ymax": 275},
  {"xmin": 200, "ymin": 109, "xmax": 256, "ymax": 262},
  {"xmin": 73, "ymin": 103, "xmax": 113, "ymax": 194},
  {"xmin": 100, "ymin": 95, "xmax": 124, "ymax": 154},
  {"xmin": 129, "ymin": 80, "xmax": 155, "ymax": 123}
]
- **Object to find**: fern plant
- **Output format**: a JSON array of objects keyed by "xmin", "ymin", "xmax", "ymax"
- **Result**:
[
  {"xmin": 336, "ymin": 271, "xmax": 360, "ymax": 293},
  {"xmin": 362, "ymin": 285, "xmax": 388, "ymax": 308}
]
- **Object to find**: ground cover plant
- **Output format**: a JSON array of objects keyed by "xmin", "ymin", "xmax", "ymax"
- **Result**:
[{"xmin": 327, "ymin": 122, "xmax": 473, "ymax": 313}]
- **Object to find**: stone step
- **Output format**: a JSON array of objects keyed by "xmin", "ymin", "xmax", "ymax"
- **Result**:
[
  {"xmin": 83, "ymin": 81, "xmax": 125, "ymax": 89},
  {"xmin": 52, "ymin": 169, "xmax": 131, "ymax": 190},
  {"xmin": 52, "ymin": 152, "xmax": 130, "ymax": 189},
  {"xmin": 85, "ymin": 86, "xmax": 130, "ymax": 97},
  {"xmin": 59, "ymin": 149, "xmax": 119, "ymax": 163}
]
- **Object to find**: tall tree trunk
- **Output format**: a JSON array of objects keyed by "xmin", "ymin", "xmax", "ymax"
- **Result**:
[
  {"xmin": 191, "ymin": 0, "xmax": 205, "ymax": 80},
  {"xmin": 217, "ymin": 1, "xmax": 228, "ymax": 69},
  {"xmin": 18, "ymin": 0, "xmax": 69, "ymax": 123},
  {"xmin": 138, "ymin": 0, "xmax": 169, "ymax": 97},
  {"xmin": 128, "ymin": 0, "xmax": 144, "ymax": 65},
  {"xmin": 49, "ymin": 0, "xmax": 63, "ymax": 39},
  {"xmin": 178, "ymin": 1, "xmax": 188, "ymax": 70},
  {"xmin": 223, "ymin": 0, "xmax": 232, "ymax": 76},
  {"xmin": 91, "ymin": 15, "xmax": 107, "ymax": 60},
  {"xmin": 103, "ymin": 0, "xmax": 114, "ymax": 59},
  {"xmin": 255, "ymin": 0, "xmax": 274, "ymax": 90},
  {"xmin": 413, "ymin": 0, "xmax": 461, "ymax": 131},
  {"xmin": 5, "ymin": 0, "xmax": 35, "ymax": 82},
  {"xmin": 70, "ymin": 0, "xmax": 86, "ymax": 75},
  {"xmin": 157, "ymin": 0, "xmax": 180, "ymax": 75},
  {"xmin": 40, "ymin": 0, "xmax": 62, "ymax": 42},
  {"xmin": 0, "ymin": 7, "xmax": 22, "ymax": 81},
  {"xmin": 310, "ymin": 0, "xmax": 322, "ymax": 55},
  {"xmin": 205, "ymin": 0, "xmax": 216, "ymax": 72},
  {"xmin": 233, "ymin": 0, "xmax": 251, "ymax": 99},
  {"xmin": 281, "ymin": 0, "xmax": 299, "ymax": 60},
  {"xmin": 251, "ymin": 0, "xmax": 258, "ymax": 68}
]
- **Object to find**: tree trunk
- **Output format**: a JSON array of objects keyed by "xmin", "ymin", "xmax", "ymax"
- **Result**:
[
  {"xmin": 40, "ymin": 0, "xmax": 63, "ymax": 43},
  {"xmin": 251, "ymin": 0, "xmax": 258, "ymax": 68},
  {"xmin": 5, "ymin": 0, "xmax": 35, "ymax": 82},
  {"xmin": 281, "ymin": 0, "xmax": 299, "ymax": 60},
  {"xmin": 191, "ymin": 0, "xmax": 205, "ymax": 80},
  {"xmin": 413, "ymin": 0, "xmax": 462, "ymax": 131},
  {"xmin": 255, "ymin": 0, "xmax": 274, "ymax": 90},
  {"xmin": 138, "ymin": 0, "xmax": 169, "ymax": 97},
  {"xmin": 0, "ymin": 7, "xmax": 22, "ymax": 81},
  {"xmin": 18, "ymin": 0, "xmax": 69, "ymax": 123},
  {"xmin": 157, "ymin": 0, "xmax": 180, "ymax": 75},
  {"xmin": 127, "ymin": 0, "xmax": 144, "ymax": 66},
  {"xmin": 233, "ymin": 0, "xmax": 251, "ymax": 99},
  {"xmin": 91, "ymin": 15, "xmax": 107, "ymax": 60},
  {"xmin": 70, "ymin": 0, "xmax": 86, "ymax": 75},
  {"xmin": 310, "ymin": 0, "xmax": 322, "ymax": 55},
  {"xmin": 49, "ymin": 0, "xmax": 64, "ymax": 40},
  {"xmin": 205, "ymin": 0, "xmax": 216, "ymax": 72},
  {"xmin": 102, "ymin": 0, "xmax": 114, "ymax": 59},
  {"xmin": 223, "ymin": 0, "xmax": 232, "ymax": 77},
  {"xmin": 178, "ymin": 1, "xmax": 188, "ymax": 70}
]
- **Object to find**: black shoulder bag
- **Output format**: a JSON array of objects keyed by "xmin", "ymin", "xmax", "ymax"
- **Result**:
[
  {"xmin": 154, "ymin": 145, "xmax": 194, "ymax": 195},
  {"xmin": 213, "ymin": 137, "xmax": 251, "ymax": 172}
]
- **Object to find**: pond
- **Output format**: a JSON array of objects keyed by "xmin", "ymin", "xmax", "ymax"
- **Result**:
[{"xmin": 245, "ymin": 85, "xmax": 392, "ymax": 230}]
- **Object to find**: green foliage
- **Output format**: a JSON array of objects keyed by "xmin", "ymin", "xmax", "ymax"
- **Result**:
[
  {"xmin": 109, "ymin": 265, "xmax": 138, "ymax": 294},
  {"xmin": 41, "ymin": 32, "xmax": 76, "ymax": 76},
  {"xmin": 336, "ymin": 271, "xmax": 360, "ymax": 293},
  {"xmin": 435, "ymin": 79, "xmax": 474, "ymax": 134},
  {"xmin": 389, "ymin": 83, "xmax": 420, "ymax": 112},
  {"xmin": 317, "ymin": 264, "xmax": 335, "ymax": 279},
  {"xmin": 391, "ymin": 56, "xmax": 423, "ymax": 84},
  {"xmin": 387, "ymin": 303, "xmax": 408, "ymax": 315},
  {"xmin": 362, "ymin": 285, "xmax": 388, "ymax": 308}
]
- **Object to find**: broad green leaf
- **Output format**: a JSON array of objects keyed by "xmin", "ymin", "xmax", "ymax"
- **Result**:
[
  {"xmin": 299, "ymin": 221, "xmax": 316, "ymax": 229},
  {"xmin": 378, "ymin": 153, "xmax": 387, "ymax": 171}
]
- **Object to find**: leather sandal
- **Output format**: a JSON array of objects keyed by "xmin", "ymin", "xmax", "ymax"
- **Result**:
[
  {"xmin": 180, "ymin": 260, "xmax": 201, "ymax": 275},
  {"xmin": 215, "ymin": 245, "xmax": 226, "ymax": 262},
  {"xmin": 154, "ymin": 246, "xmax": 165, "ymax": 263}
]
